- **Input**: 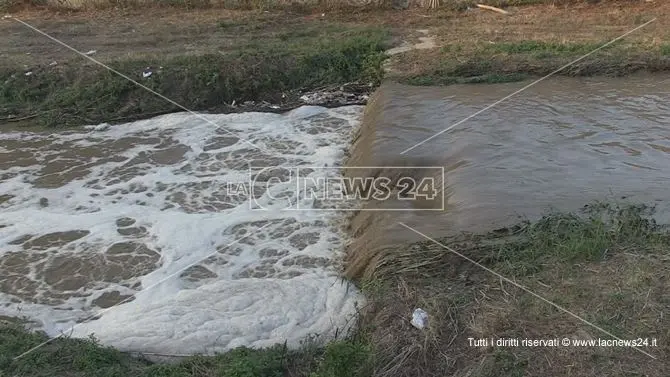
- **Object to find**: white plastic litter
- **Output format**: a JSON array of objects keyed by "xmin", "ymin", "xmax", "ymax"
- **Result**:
[
  {"xmin": 85, "ymin": 50, "xmax": 97, "ymax": 55},
  {"xmin": 92, "ymin": 123, "xmax": 110, "ymax": 132},
  {"xmin": 411, "ymin": 308, "xmax": 429, "ymax": 330},
  {"xmin": 142, "ymin": 67, "xmax": 152, "ymax": 78}
]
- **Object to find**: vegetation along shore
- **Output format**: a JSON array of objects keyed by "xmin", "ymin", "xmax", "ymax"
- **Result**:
[{"xmin": 1, "ymin": 0, "xmax": 667, "ymax": 128}]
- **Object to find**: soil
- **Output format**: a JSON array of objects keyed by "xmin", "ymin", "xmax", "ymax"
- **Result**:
[
  {"xmin": 2, "ymin": 0, "xmax": 667, "ymax": 81},
  {"xmin": 1, "ymin": 1, "xmax": 668, "ymax": 126}
]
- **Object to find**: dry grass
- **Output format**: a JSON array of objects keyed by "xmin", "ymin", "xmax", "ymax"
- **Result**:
[
  {"xmin": 0, "ymin": 0, "xmax": 639, "ymax": 12},
  {"xmin": 386, "ymin": 0, "xmax": 669, "ymax": 82},
  {"xmin": 353, "ymin": 204, "xmax": 670, "ymax": 376}
]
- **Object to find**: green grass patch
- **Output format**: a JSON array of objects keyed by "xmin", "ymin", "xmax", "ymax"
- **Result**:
[
  {"xmin": 0, "ymin": 322, "xmax": 373, "ymax": 377},
  {"xmin": 388, "ymin": 203, "xmax": 669, "ymax": 280},
  {"xmin": 404, "ymin": 72, "xmax": 528, "ymax": 85},
  {"xmin": 394, "ymin": 41, "xmax": 670, "ymax": 87},
  {"xmin": 0, "ymin": 325, "xmax": 151, "ymax": 377},
  {"xmin": 475, "ymin": 203, "xmax": 667, "ymax": 276},
  {"xmin": 487, "ymin": 41, "xmax": 601, "ymax": 56}
]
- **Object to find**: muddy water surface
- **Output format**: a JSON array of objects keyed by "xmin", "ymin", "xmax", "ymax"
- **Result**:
[
  {"xmin": 345, "ymin": 76, "xmax": 670, "ymax": 278},
  {"xmin": 2, "ymin": 75, "xmax": 670, "ymax": 353}
]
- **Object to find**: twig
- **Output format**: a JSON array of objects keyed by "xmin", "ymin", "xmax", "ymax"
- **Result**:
[
  {"xmin": 3, "ymin": 114, "xmax": 39, "ymax": 122},
  {"xmin": 476, "ymin": 3, "xmax": 510, "ymax": 15}
]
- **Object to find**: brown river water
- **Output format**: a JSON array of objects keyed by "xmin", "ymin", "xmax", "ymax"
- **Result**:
[
  {"xmin": 0, "ymin": 75, "xmax": 669, "ymax": 354},
  {"xmin": 345, "ymin": 75, "xmax": 670, "ymax": 279}
]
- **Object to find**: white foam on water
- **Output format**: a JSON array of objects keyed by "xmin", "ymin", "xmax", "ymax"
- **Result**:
[{"xmin": 0, "ymin": 106, "xmax": 364, "ymax": 354}]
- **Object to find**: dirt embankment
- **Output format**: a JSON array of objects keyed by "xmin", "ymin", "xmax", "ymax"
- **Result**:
[{"xmin": 1, "ymin": 0, "xmax": 668, "ymax": 128}]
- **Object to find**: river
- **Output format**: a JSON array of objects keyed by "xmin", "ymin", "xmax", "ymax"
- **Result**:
[{"xmin": 1, "ymin": 75, "xmax": 669, "ymax": 354}]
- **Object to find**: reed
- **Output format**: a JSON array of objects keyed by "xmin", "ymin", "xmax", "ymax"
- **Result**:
[{"xmin": 347, "ymin": 203, "xmax": 670, "ymax": 377}]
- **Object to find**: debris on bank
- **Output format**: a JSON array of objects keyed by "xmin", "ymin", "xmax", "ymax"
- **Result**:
[
  {"xmin": 411, "ymin": 308, "xmax": 429, "ymax": 330},
  {"xmin": 228, "ymin": 82, "xmax": 374, "ymax": 114},
  {"xmin": 299, "ymin": 82, "xmax": 372, "ymax": 106}
]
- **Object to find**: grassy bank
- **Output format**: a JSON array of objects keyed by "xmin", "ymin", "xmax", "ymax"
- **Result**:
[
  {"xmin": 0, "ymin": 322, "xmax": 372, "ymax": 376},
  {"xmin": 0, "ymin": 19, "xmax": 388, "ymax": 127},
  {"xmin": 3, "ymin": 203, "xmax": 669, "ymax": 376},
  {"xmin": 2, "ymin": 0, "xmax": 666, "ymax": 128},
  {"xmin": 393, "ymin": 39, "xmax": 670, "ymax": 85}
]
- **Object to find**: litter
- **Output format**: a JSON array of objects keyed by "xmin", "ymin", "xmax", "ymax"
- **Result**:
[
  {"xmin": 142, "ymin": 67, "xmax": 152, "ymax": 78},
  {"xmin": 411, "ymin": 308, "xmax": 429, "ymax": 330},
  {"xmin": 24, "ymin": 71, "xmax": 33, "ymax": 76},
  {"xmin": 85, "ymin": 50, "xmax": 97, "ymax": 55},
  {"xmin": 93, "ymin": 123, "xmax": 110, "ymax": 132}
]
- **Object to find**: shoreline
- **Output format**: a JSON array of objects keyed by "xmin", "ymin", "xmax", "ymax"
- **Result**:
[{"xmin": 1, "ymin": 1, "xmax": 667, "ymax": 129}]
